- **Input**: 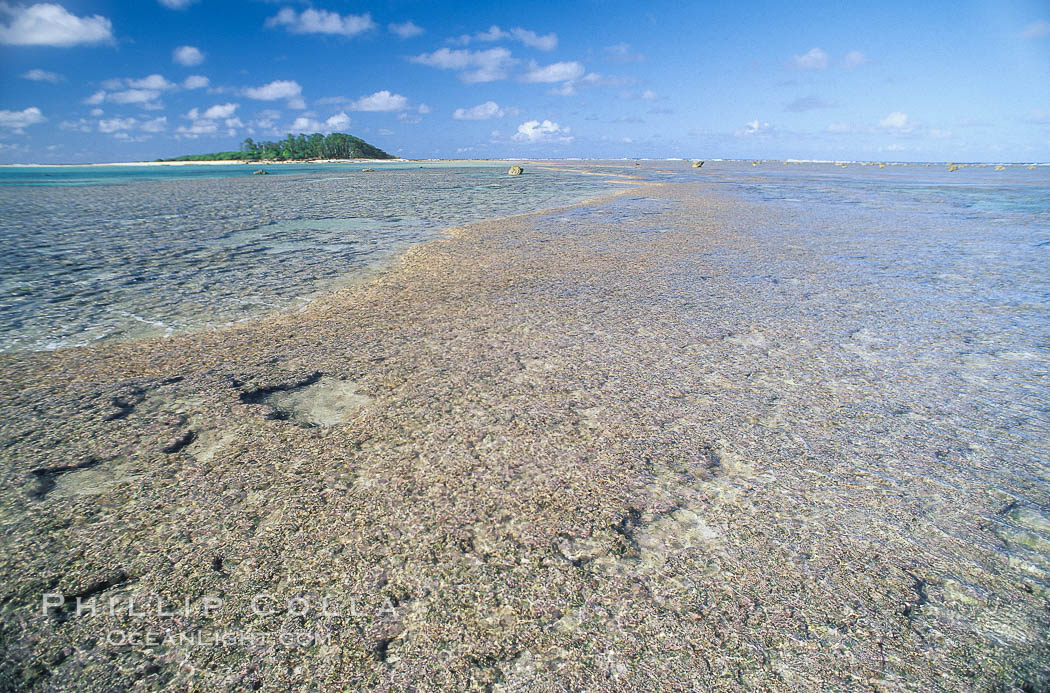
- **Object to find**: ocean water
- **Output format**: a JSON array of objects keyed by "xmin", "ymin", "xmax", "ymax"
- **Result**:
[
  {"xmin": 2, "ymin": 160, "xmax": 1047, "ymax": 356},
  {"xmin": 0, "ymin": 163, "xmax": 617, "ymax": 352}
]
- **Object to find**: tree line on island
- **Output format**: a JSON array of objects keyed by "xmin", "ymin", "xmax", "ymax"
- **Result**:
[{"xmin": 159, "ymin": 132, "xmax": 395, "ymax": 162}]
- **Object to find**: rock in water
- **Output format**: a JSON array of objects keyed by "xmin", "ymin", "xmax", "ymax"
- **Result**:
[
  {"xmin": 252, "ymin": 169, "xmax": 268, "ymax": 175},
  {"xmin": 692, "ymin": 160, "xmax": 704, "ymax": 168},
  {"xmin": 508, "ymin": 165, "xmax": 524, "ymax": 176}
]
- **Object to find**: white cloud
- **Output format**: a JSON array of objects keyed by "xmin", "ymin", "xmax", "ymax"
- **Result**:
[
  {"xmin": 641, "ymin": 90, "xmax": 657, "ymax": 101},
  {"xmin": 326, "ymin": 112, "xmax": 351, "ymax": 130},
  {"xmin": 0, "ymin": 3, "xmax": 113, "ymax": 46},
  {"xmin": 140, "ymin": 116, "xmax": 167, "ymax": 133},
  {"xmin": 253, "ymin": 109, "xmax": 281, "ymax": 131},
  {"xmin": 98, "ymin": 117, "xmax": 137, "ymax": 133},
  {"xmin": 0, "ymin": 106, "xmax": 45, "ymax": 131},
  {"xmin": 183, "ymin": 75, "xmax": 209, "ymax": 89},
  {"xmin": 843, "ymin": 50, "xmax": 868, "ymax": 68},
  {"xmin": 825, "ymin": 122, "xmax": 853, "ymax": 134},
  {"xmin": 158, "ymin": 0, "xmax": 197, "ymax": 9},
  {"xmin": 786, "ymin": 95, "xmax": 836, "ymax": 112},
  {"xmin": 510, "ymin": 27, "xmax": 556, "ymax": 51},
  {"xmin": 243, "ymin": 80, "xmax": 305, "ymax": 109},
  {"xmin": 195, "ymin": 103, "xmax": 237, "ymax": 119},
  {"xmin": 553, "ymin": 72, "xmax": 633, "ymax": 96},
  {"xmin": 1021, "ymin": 19, "xmax": 1050, "ymax": 39},
  {"xmin": 453, "ymin": 25, "xmax": 557, "ymax": 51},
  {"xmin": 737, "ymin": 119, "xmax": 774, "ymax": 136},
  {"xmin": 604, "ymin": 42, "xmax": 644, "ymax": 63},
  {"xmin": 377, "ymin": 128, "xmax": 393, "ymax": 135},
  {"xmin": 791, "ymin": 47, "xmax": 829, "ymax": 70},
  {"xmin": 59, "ymin": 118, "xmax": 91, "ymax": 132},
  {"xmin": 173, "ymin": 45, "xmax": 204, "ymax": 66},
  {"xmin": 89, "ymin": 108, "xmax": 102, "ymax": 116},
  {"xmin": 266, "ymin": 7, "xmax": 375, "ymax": 37},
  {"xmin": 126, "ymin": 74, "xmax": 176, "ymax": 90},
  {"xmin": 176, "ymin": 119, "xmax": 217, "ymax": 137},
  {"xmin": 109, "ymin": 89, "xmax": 161, "ymax": 105},
  {"xmin": 388, "ymin": 20, "xmax": 422, "ymax": 38},
  {"xmin": 474, "ymin": 25, "xmax": 506, "ymax": 42},
  {"xmin": 511, "ymin": 119, "xmax": 572, "ymax": 143},
  {"xmin": 879, "ymin": 111, "xmax": 918, "ymax": 133},
  {"xmin": 288, "ymin": 111, "xmax": 351, "ymax": 133},
  {"xmin": 411, "ymin": 47, "xmax": 516, "ymax": 83},
  {"xmin": 348, "ymin": 90, "xmax": 409, "ymax": 112},
  {"xmin": 523, "ymin": 60, "xmax": 585, "ymax": 83},
  {"xmin": 21, "ymin": 68, "xmax": 63, "ymax": 82},
  {"xmin": 417, "ymin": 103, "xmax": 431, "ymax": 114},
  {"xmin": 453, "ymin": 101, "xmax": 504, "ymax": 120},
  {"xmin": 84, "ymin": 90, "xmax": 105, "ymax": 105}
]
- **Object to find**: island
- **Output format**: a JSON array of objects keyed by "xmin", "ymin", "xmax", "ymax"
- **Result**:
[{"xmin": 157, "ymin": 132, "xmax": 395, "ymax": 162}]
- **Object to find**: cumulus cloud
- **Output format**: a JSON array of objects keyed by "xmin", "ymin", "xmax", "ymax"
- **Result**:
[
  {"xmin": 843, "ymin": 50, "xmax": 868, "ymax": 68},
  {"xmin": 523, "ymin": 60, "xmax": 585, "ymax": 83},
  {"xmin": 158, "ymin": 0, "xmax": 197, "ymax": 9},
  {"xmin": 127, "ymin": 74, "xmax": 176, "ymax": 90},
  {"xmin": 879, "ymin": 111, "xmax": 918, "ymax": 133},
  {"xmin": 186, "ymin": 103, "xmax": 237, "ymax": 120},
  {"xmin": 785, "ymin": 95, "xmax": 836, "ymax": 112},
  {"xmin": 388, "ymin": 20, "xmax": 422, "ymax": 38},
  {"xmin": 0, "ymin": 106, "xmax": 45, "ymax": 131},
  {"xmin": 109, "ymin": 89, "xmax": 161, "ymax": 105},
  {"xmin": 453, "ymin": 101, "xmax": 504, "ymax": 120},
  {"xmin": 791, "ymin": 47, "xmax": 829, "ymax": 70},
  {"xmin": 21, "ymin": 68, "xmax": 63, "ymax": 82},
  {"xmin": 81, "ymin": 75, "xmax": 176, "ymax": 109},
  {"xmin": 411, "ymin": 47, "xmax": 516, "ymax": 83},
  {"xmin": 509, "ymin": 27, "xmax": 557, "ymax": 51},
  {"xmin": 140, "ymin": 116, "xmax": 167, "ymax": 132},
  {"xmin": 348, "ymin": 90, "xmax": 408, "ymax": 112},
  {"xmin": 266, "ymin": 7, "xmax": 375, "ymax": 37},
  {"xmin": 0, "ymin": 2, "xmax": 112, "ymax": 46},
  {"xmin": 737, "ymin": 119, "xmax": 774, "ymax": 136},
  {"xmin": 288, "ymin": 111, "xmax": 352, "ymax": 133},
  {"xmin": 59, "ymin": 117, "xmax": 91, "ymax": 132},
  {"xmin": 453, "ymin": 25, "xmax": 557, "ymax": 51},
  {"xmin": 1021, "ymin": 19, "xmax": 1050, "ymax": 39},
  {"xmin": 511, "ymin": 119, "xmax": 572, "ymax": 143},
  {"xmin": 176, "ymin": 119, "xmax": 217, "ymax": 137},
  {"xmin": 98, "ymin": 117, "xmax": 137, "ymax": 133},
  {"xmin": 183, "ymin": 75, "xmax": 209, "ymax": 89},
  {"xmin": 243, "ymin": 80, "xmax": 305, "ymax": 109},
  {"xmin": 173, "ymin": 45, "xmax": 204, "ymax": 66}
]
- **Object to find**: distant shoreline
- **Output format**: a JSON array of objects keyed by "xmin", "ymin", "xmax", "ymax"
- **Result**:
[
  {"xmin": 0, "ymin": 158, "xmax": 414, "ymax": 168},
  {"xmin": 1, "ymin": 158, "xmax": 1046, "ymax": 168}
]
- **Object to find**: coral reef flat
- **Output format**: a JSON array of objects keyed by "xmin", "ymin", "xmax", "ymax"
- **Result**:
[{"xmin": 1, "ymin": 170, "xmax": 1048, "ymax": 691}]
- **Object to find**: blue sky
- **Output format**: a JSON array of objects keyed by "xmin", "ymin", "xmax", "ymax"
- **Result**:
[{"xmin": 0, "ymin": 0, "xmax": 1048, "ymax": 162}]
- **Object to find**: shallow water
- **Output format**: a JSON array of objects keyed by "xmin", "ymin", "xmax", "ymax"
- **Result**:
[{"xmin": 0, "ymin": 164, "xmax": 616, "ymax": 352}]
